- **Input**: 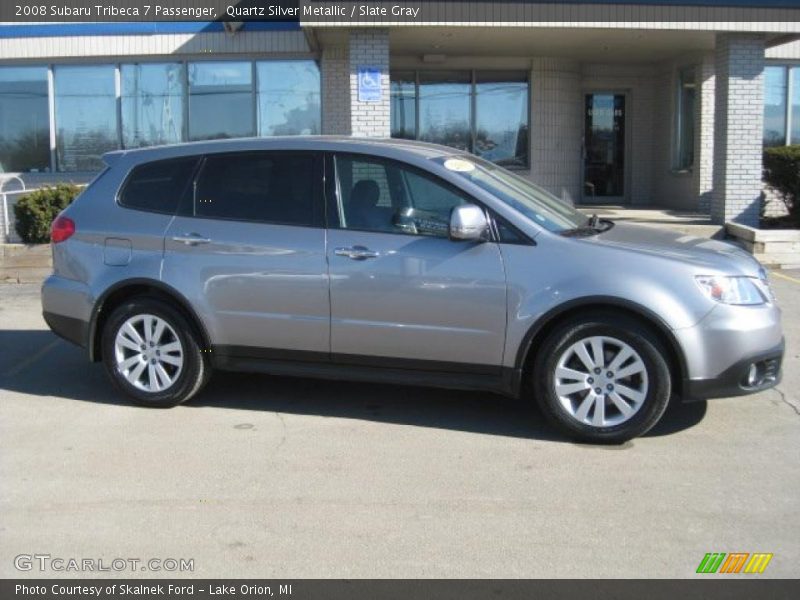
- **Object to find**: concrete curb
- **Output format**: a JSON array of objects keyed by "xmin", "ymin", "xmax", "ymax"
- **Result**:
[
  {"xmin": 726, "ymin": 222, "xmax": 800, "ymax": 269},
  {"xmin": 0, "ymin": 244, "xmax": 52, "ymax": 284}
]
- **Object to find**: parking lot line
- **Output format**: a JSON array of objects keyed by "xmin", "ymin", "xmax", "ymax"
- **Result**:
[
  {"xmin": 1, "ymin": 338, "xmax": 61, "ymax": 378},
  {"xmin": 771, "ymin": 271, "xmax": 800, "ymax": 285}
]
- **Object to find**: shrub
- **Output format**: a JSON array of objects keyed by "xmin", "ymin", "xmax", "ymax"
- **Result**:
[
  {"xmin": 763, "ymin": 145, "xmax": 800, "ymax": 224},
  {"xmin": 13, "ymin": 184, "xmax": 83, "ymax": 244}
]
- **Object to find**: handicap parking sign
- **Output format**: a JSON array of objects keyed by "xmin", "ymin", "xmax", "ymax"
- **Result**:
[{"xmin": 358, "ymin": 66, "xmax": 382, "ymax": 102}]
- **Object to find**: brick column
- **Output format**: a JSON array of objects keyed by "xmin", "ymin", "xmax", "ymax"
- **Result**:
[
  {"xmin": 694, "ymin": 53, "xmax": 715, "ymax": 214},
  {"xmin": 530, "ymin": 58, "xmax": 582, "ymax": 204},
  {"xmin": 711, "ymin": 34, "xmax": 766, "ymax": 226},
  {"xmin": 321, "ymin": 44, "xmax": 351, "ymax": 135}
]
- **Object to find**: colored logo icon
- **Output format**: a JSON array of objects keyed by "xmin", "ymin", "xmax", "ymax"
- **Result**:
[{"xmin": 696, "ymin": 553, "xmax": 773, "ymax": 574}]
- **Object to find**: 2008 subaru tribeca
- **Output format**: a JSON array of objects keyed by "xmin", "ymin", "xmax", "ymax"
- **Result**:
[{"xmin": 41, "ymin": 137, "xmax": 784, "ymax": 442}]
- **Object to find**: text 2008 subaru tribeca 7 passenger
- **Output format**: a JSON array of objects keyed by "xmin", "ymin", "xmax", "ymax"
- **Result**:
[{"xmin": 41, "ymin": 138, "xmax": 784, "ymax": 442}]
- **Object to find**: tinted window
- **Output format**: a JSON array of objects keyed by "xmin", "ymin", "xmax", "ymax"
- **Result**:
[
  {"xmin": 54, "ymin": 65, "xmax": 119, "ymax": 172},
  {"xmin": 119, "ymin": 157, "xmax": 198, "ymax": 214},
  {"xmin": 256, "ymin": 61, "xmax": 320, "ymax": 136},
  {"xmin": 188, "ymin": 62, "xmax": 254, "ymax": 141},
  {"xmin": 792, "ymin": 66, "xmax": 800, "ymax": 145},
  {"xmin": 390, "ymin": 70, "xmax": 530, "ymax": 167},
  {"xmin": 0, "ymin": 67, "xmax": 50, "ymax": 173},
  {"xmin": 390, "ymin": 72, "xmax": 416, "ymax": 140},
  {"xmin": 418, "ymin": 71, "xmax": 472, "ymax": 152},
  {"xmin": 121, "ymin": 63, "xmax": 185, "ymax": 149},
  {"xmin": 475, "ymin": 72, "xmax": 529, "ymax": 167},
  {"xmin": 193, "ymin": 153, "xmax": 316, "ymax": 226},
  {"xmin": 335, "ymin": 155, "xmax": 466, "ymax": 238},
  {"xmin": 764, "ymin": 66, "xmax": 787, "ymax": 147},
  {"xmin": 675, "ymin": 66, "xmax": 696, "ymax": 170}
]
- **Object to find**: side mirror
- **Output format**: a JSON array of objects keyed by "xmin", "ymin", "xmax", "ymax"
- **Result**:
[{"xmin": 449, "ymin": 204, "xmax": 489, "ymax": 242}]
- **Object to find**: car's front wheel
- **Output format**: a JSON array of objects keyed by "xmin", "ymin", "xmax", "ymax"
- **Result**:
[
  {"xmin": 101, "ymin": 298, "xmax": 210, "ymax": 407},
  {"xmin": 532, "ymin": 313, "xmax": 672, "ymax": 443}
]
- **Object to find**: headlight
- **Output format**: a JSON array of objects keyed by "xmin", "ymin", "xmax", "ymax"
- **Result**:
[
  {"xmin": 757, "ymin": 268, "xmax": 776, "ymax": 302},
  {"xmin": 695, "ymin": 275, "xmax": 766, "ymax": 305}
]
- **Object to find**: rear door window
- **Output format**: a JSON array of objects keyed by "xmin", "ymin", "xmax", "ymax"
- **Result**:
[
  {"xmin": 190, "ymin": 152, "xmax": 320, "ymax": 227},
  {"xmin": 119, "ymin": 156, "xmax": 199, "ymax": 214}
]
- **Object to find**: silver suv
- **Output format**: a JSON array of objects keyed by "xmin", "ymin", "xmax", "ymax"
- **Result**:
[{"xmin": 41, "ymin": 138, "xmax": 783, "ymax": 442}]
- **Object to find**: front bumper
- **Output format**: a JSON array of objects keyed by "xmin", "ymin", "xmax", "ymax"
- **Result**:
[{"xmin": 683, "ymin": 339, "xmax": 784, "ymax": 401}]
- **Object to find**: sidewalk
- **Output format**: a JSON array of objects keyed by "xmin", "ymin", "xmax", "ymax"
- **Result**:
[{"xmin": 578, "ymin": 205, "xmax": 723, "ymax": 238}]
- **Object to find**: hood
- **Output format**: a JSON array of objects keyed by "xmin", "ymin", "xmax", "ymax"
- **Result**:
[{"xmin": 581, "ymin": 222, "xmax": 762, "ymax": 276}]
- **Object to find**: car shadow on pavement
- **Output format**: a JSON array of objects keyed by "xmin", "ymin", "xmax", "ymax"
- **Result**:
[{"xmin": 0, "ymin": 329, "xmax": 707, "ymax": 442}]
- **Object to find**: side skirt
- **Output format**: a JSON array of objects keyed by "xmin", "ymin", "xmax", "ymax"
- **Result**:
[{"xmin": 211, "ymin": 346, "xmax": 522, "ymax": 398}]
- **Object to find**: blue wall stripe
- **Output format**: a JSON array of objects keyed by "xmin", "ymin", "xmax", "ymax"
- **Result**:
[{"xmin": 0, "ymin": 22, "xmax": 301, "ymax": 39}]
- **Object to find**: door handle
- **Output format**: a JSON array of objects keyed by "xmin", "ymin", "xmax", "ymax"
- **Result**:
[
  {"xmin": 172, "ymin": 233, "xmax": 211, "ymax": 246},
  {"xmin": 334, "ymin": 246, "xmax": 379, "ymax": 260}
]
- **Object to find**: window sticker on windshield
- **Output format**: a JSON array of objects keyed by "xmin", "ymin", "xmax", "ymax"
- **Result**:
[{"xmin": 443, "ymin": 158, "xmax": 476, "ymax": 172}]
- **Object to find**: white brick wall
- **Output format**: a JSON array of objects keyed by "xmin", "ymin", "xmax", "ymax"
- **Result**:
[
  {"xmin": 711, "ymin": 34, "xmax": 766, "ymax": 226},
  {"xmin": 695, "ymin": 53, "xmax": 716, "ymax": 213},
  {"xmin": 531, "ymin": 58, "xmax": 582, "ymax": 204}
]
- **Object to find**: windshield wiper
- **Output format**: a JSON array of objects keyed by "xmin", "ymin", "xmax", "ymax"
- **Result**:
[{"xmin": 560, "ymin": 214, "xmax": 615, "ymax": 237}]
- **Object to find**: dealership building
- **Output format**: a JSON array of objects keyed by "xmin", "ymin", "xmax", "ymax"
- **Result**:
[{"xmin": 1, "ymin": 1, "xmax": 799, "ymax": 241}]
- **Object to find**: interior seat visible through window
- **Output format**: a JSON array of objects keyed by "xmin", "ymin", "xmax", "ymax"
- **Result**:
[{"xmin": 347, "ymin": 180, "xmax": 393, "ymax": 231}]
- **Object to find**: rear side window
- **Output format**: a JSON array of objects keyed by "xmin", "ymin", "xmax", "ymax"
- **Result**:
[
  {"xmin": 191, "ymin": 152, "xmax": 317, "ymax": 226},
  {"xmin": 119, "ymin": 157, "xmax": 198, "ymax": 214}
]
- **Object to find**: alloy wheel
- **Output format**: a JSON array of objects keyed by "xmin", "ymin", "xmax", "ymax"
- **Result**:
[
  {"xmin": 553, "ymin": 335, "xmax": 649, "ymax": 428},
  {"xmin": 113, "ymin": 314, "xmax": 184, "ymax": 393}
]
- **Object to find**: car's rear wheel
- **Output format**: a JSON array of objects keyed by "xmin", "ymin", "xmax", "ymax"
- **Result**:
[
  {"xmin": 532, "ymin": 314, "xmax": 672, "ymax": 443},
  {"xmin": 101, "ymin": 298, "xmax": 210, "ymax": 407}
]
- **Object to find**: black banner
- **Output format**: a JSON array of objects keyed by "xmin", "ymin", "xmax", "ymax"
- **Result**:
[{"xmin": 4, "ymin": 580, "xmax": 800, "ymax": 600}]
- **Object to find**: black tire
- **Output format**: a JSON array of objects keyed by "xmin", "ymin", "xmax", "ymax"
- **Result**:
[
  {"xmin": 532, "ymin": 313, "xmax": 672, "ymax": 443},
  {"xmin": 101, "ymin": 297, "xmax": 210, "ymax": 407}
]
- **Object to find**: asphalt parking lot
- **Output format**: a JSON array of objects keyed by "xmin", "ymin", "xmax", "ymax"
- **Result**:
[{"xmin": 1, "ymin": 272, "xmax": 799, "ymax": 579}]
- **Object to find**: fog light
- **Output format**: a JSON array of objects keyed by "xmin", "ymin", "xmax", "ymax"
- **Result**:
[{"xmin": 747, "ymin": 363, "xmax": 760, "ymax": 387}]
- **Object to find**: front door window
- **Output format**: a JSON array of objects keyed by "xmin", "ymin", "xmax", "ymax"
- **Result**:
[{"xmin": 584, "ymin": 94, "xmax": 626, "ymax": 200}]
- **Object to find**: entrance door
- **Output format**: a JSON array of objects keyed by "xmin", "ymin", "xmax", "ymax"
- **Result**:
[{"xmin": 583, "ymin": 93, "xmax": 627, "ymax": 204}]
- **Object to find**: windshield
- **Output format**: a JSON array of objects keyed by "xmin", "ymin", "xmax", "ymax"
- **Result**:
[{"xmin": 433, "ymin": 155, "xmax": 589, "ymax": 233}]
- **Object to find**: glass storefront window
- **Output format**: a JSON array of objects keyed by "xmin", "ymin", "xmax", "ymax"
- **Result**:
[
  {"xmin": 390, "ymin": 72, "xmax": 416, "ymax": 140},
  {"xmin": 188, "ymin": 61, "xmax": 254, "ymax": 141},
  {"xmin": 390, "ymin": 70, "xmax": 530, "ymax": 167},
  {"xmin": 54, "ymin": 65, "xmax": 118, "ymax": 172},
  {"xmin": 475, "ymin": 72, "xmax": 529, "ymax": 167},
  {"xmin": 675, "ymin": 66, "xmax": 696, "ymax": 170},
  {"xmin": 121, "ymin": 63, "xmax": 185, "ymax": 148},
  {"xmin": 418, "ymin": 71, "xmax": 472, "ymax": 152},
  {"xmin": 256, "ymin": 61, "xmax": 320, "ymax": 136},
  {"xmin": 0, "ymin": 67, "xmax": 50, "ymax": 173},
  {"xmin": 764, "ymin": 65, "xmax": 788, "ymax": 147}
]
